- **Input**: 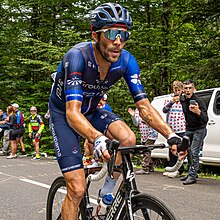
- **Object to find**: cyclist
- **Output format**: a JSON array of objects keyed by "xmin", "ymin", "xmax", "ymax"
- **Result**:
[
  {"xmin": 49, "ymin": 3, "xmax": 186, "ymax": 220},
  {"xmin": 28, "ymin": 106, "xmax": 45, "ymax": 160}
]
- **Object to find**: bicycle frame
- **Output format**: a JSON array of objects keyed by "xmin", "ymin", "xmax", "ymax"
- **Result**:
[
  {"xmin": 47, "ymin": 139, "xmax": 189, "ymax": 220},
  {"xmin": 84, "ymin": 145, "xmax": 165, "ymax": 220},
  {"xmin": 105, "ymin": 151, "xmax": 138, "ymax": 220}
]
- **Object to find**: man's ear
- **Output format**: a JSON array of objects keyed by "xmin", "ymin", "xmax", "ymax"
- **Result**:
[{"xmin": 92, "ymin": 31, "xmax": 99, "ymax": 43}]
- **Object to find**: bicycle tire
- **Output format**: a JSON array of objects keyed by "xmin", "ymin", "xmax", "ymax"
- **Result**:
[
  {"xmin": 118, "ymin": 193, "xmax": 179, "ymax": 220},
  {"xmin": 46, "ymin": 176, "xmax": 87, "ymax": 220}
]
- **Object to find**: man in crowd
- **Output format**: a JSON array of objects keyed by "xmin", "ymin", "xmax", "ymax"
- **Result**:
[
  {"xmin": 180, "ymin": 80, "xmax": 208, "ymax": 185},
  {"xmin": 97, "ymin": 94, "xmax": 112, "ymax": 112},
  {"xmin": 12, "ymin": 103, "xmax": 26, "ymax": 156},
  {"xmin": 28, "ymin": 106, "xmax": 45, "ymax": 160},
  {"xmin": 162, "ymin": 80, "xmax": 186, "ymax": 178}
]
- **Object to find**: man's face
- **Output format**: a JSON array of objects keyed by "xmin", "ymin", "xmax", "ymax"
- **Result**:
[
  {"xmin": 183, "ymin": 83, "xmax": 195, "ymax": 98},
  {"xmin": 95, "ymin": 27, "xmax": 128, "ymax": 63},
  {"xmin": 173, "ymin": 87, "xmax": 182, "ymax": 96},
  {"xmin": 30, "ymin": 110, "xmax": 37, "ymax": 115}
]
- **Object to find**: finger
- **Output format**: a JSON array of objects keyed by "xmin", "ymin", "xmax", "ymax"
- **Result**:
[
  {"xmin": 102, "ymin": 149, "xmax": 111, "ymax": 161},
  {"xmin": 171, "ymin": 145, "xmax": 177, "ymax": 156},
  {"xmin": 179, "ymin": 151, "xmax": 187, "ymax": 160}
]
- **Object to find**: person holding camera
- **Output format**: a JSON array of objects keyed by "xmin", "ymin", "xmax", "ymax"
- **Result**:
[
  {"xmin": 162, "ymin": 80, "xmax": 186, "ymax": 178},
  {"xmin": 180, "ymin": 80, "xmax": 208, "ymax": 185}
]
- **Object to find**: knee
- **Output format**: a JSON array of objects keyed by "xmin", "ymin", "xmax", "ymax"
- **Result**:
[
  {"xmin": 66, "ymin": 180, "xmax": 86, "ymax": 204},
  {"xmin": 119, "ymin": 131, "xmax": 136, "ymax": 147}
]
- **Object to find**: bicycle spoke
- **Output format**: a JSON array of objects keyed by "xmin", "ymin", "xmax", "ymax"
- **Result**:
[{"xmin": 52, "ymin": 186, "xmax": 66, "ymax": 219}]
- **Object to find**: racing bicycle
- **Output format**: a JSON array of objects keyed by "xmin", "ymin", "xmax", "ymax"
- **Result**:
[{"xmin": 46, "ymin": 138, "xmax": 189, "ymax": 220}]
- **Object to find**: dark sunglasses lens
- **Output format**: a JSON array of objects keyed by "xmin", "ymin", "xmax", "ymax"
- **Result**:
[{"xmin": 104, "ymin": 30, "xmax": 129, "ymax": 42}]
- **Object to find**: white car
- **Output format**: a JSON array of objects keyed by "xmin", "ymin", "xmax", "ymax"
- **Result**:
[{"xmin": 151, "ymin": 87, "xmax": 220, "ymax": 167}]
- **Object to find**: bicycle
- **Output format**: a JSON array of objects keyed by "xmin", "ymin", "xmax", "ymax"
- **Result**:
[{"xmin": 46, "ymin": 138, "xmax": 190, "ymax": 220}]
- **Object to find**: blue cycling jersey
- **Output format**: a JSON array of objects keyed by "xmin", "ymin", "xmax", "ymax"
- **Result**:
[{"xmin": 49, "ymin": 42, "xmax": 147, "ymax": 114}]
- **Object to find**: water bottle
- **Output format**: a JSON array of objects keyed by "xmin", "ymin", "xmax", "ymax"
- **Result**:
[{"xmin": 97, "ymin": 193, "xmax": 114, "ymax": 217}]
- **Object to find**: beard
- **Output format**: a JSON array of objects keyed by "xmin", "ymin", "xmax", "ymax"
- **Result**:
[{"xmin": 98, "ymin": 40, "xmax": 123, "ymax": 63}]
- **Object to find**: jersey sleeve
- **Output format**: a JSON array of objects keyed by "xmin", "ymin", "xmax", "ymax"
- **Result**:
[
  {"xmin": 63, "ymin": 49, "xmax": 85, "ymax": 103},
  {"xmin": 37, "ymin": 115, "xmax": 45, "ymax": 134},
  {"xmin": 123, "ymin": 54, "xmax": 147, "ymax": 103}
]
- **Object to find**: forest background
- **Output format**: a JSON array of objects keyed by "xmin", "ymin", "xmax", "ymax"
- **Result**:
[{"xmin": 0, "ymin": 0, "xmax": 219, "ymax": 154}]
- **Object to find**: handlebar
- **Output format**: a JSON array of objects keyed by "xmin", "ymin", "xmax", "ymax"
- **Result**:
[{"xmin": 88, "ymin": 136, "xmax": 191, "ymax": 181}]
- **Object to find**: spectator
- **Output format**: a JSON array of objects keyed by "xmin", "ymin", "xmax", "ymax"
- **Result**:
[
  {"xmin": 12, "ymin": 103, "xmax": 26, "ymax": 156},
  {"xmin": 28, "ymin": 106, "xmax": 45, "ymax": 160},
  {"xmin": 128, "ymin": 108, "xmax": 158, "ymax": 174},
  {"xmin": 180, "ymin": 80, "xmax": 208, "ymax": 185},
  {"xmin": 0, "ymin": 108, "xmax": 10, "ymax": 155},
  {"xmin": 4, "ymin": 106, "xmax": 17, "ymax": 159},
  {"xmin": 44, "ymin": 109, "xmax": 50, "ymax": 119},
  {"xmin": 162, "ymin": 80, "xmax": 186, "ymax": 178},
  {"xmin": 97, "ymin": 94, "xmax": 112, "ymax": 112}
]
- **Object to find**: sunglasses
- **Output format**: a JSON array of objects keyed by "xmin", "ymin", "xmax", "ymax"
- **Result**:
[{"xmin": 96, "ymin": 29, "xmax": 130, "ymax": 42}]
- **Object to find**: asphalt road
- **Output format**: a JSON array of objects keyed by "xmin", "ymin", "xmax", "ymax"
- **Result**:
[{"xmin": 0, "ymin": 155, "xmax": 220, "ymax": 220}]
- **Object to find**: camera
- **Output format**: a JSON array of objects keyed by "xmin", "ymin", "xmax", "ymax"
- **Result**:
[{"xmin": 190, "ymin": 100, "xmax": 196, "ymax": 105}]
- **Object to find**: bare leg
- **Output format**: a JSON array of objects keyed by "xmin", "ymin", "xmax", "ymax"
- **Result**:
[
  {"xmin": 19, "ymin": 137, "xmax": 25, "ymax": 152},
  {"xmin": 62, "ymin": 169, "xmax": 86, "ymax": 220},
  {"xmin": 10, "ymin": 140, "xmax": 17, "ymax": 156},
  {"xmin": 35, "ymin": 141, "xmax": 40, "ymax": 155},
  {"xmin": 106, "ymin": 120, "xmax": 136, "ymax": 167}
]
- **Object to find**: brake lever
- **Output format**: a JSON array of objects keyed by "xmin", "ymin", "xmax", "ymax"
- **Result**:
[
  {"xmin": 177, "ymin": 136, "xmax": 193, "ymax": 165},
  {"xmin": 107, "ymin": 139, "xmax": 120, "ymax": 179},
  {"xmin": 177, "ymin": 136, "xmax": 190, "ymax": 152}
]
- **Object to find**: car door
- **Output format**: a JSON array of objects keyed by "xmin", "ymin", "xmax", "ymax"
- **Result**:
[{"xmin": 202, "ymin": 89, "xmax": 220, "ymax": 163}]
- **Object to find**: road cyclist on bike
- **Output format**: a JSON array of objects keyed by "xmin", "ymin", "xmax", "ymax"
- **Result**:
[{"xmin": 49, "ymin": 2, "xmax": 187, "ymax": 220}]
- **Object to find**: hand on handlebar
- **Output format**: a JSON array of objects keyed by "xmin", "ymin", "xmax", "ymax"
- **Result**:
[
  {"xmin": 167, "ymin": 133, "xmax": 189, "ymax": 159},
  {"xmin": 94, "ymin": 135, "xmax": 111, "ymax": 161}
]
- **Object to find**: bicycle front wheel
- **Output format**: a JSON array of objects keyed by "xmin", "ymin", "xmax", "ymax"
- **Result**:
[
  {"xmin": 46, "ymin": 176, "xmax": 87, "ymax": 220},
  {"xmin": 118, "ymin": 193, "xmax": 179, "ymax": 220},
  {"xmin": 46, "ymin": 176, "xmax": 66, "ymax": 220}
]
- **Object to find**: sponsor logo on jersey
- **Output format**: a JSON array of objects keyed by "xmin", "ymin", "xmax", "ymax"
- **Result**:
[
  {"xmin": 101, "ymin": 113, "xmax": 107, "ymax": 119},
  {"xmin": 83, "ymin": 92, "xmax": 96, "ymax": 97},
  {"xmin": 67, "ymin": 77, "xmax": 82, "ymax": 86},
  {"xmin": 56, "ymin": 78, "xmax": 64, "ymax": 100},
  {"xmin": 82, "ymin": 80, "xmax": 109, "ymax": 90},
  {"xmin": 88, "ymin": 61, "xmax": 96, "ymax": 69},
  {"xmin": 72, "ymin": 146, "xmax": 78, "ymax": 154},
  {"xmin": 131, "ymin": 74, "xmax": 141, "ymax": 85},
  {"xmin": 50, "ymin": 123, "xmax": 62, "ymax": 158}
]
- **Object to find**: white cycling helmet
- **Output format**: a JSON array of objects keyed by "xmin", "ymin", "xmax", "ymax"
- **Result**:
[{"xmin": 12, "ymin": 103, "xmax": 19, "ymax": 108}]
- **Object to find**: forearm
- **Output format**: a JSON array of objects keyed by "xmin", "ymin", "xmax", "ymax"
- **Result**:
[
  {"xmin": 38, "ymin": 124, "xmax": 45, "ymax": 134},
  {"xmin": 28, "ymin": 124, "xmax": 32, "ymax": 133},
  {"xmin": 136, "ymin": 99, "xmax": 173, "ymax": 138},
  {"xmin": 66, "ymin": 101, "xmax": 102, "ymax": 143}
]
